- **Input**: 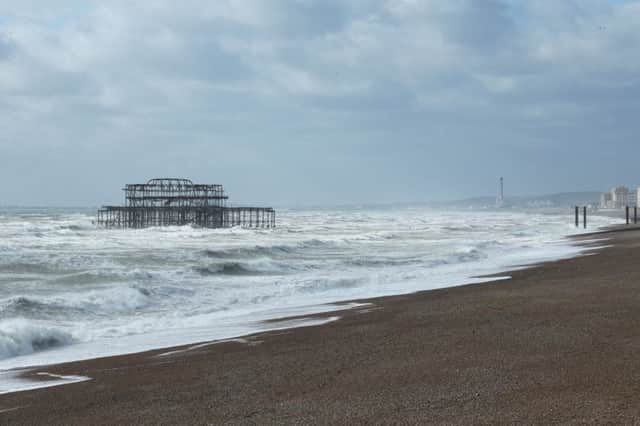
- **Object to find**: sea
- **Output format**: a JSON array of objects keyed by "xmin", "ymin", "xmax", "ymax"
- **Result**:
[{"xmin": 0, "ymin": 206, "xmax": 620, "ymax": 377}]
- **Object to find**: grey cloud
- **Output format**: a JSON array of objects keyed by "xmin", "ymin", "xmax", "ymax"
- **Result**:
[
  {"xmin": 0, "ymin": 32, "xmax": 15, "ymax": 60},
  {"xmin": 267, "ymin": 0, "xmax": 354, "ymax": 37},
  {"xmin": 1, "ymin": 1, "xmax": 640, "ymax": 206},
  {"xmin": 139, "ymin": 36, "xmax": 254, "ymax": 83},
  {"xmin": 441, "ymin": 0, "xmax": 517, "ymax": 51}
]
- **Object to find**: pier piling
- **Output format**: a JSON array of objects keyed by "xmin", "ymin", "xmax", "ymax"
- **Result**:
[{"xmin": 97, "ymin": 178, "xmax": 275, "ymax": 229}]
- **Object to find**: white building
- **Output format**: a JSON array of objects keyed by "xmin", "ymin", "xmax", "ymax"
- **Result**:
[
  {"xmin": 611, "ymin": 186, "xmax": 630, "ymax": 209},
  {"xmin": 600, "ymin": 186, "xmax": 639, "ymax": 209},
  {"xmin": 600, "ymin": 192, "xmax": 613, "ymax": 209}
]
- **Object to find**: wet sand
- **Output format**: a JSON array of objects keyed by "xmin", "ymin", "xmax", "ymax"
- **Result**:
[{"xmin": 2, "ymin": 228, "xmax": 640, "ymax": 424}]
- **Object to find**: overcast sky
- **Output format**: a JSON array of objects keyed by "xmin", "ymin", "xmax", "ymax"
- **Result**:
[{"xmin": 1, "ymin": 1, "xmax": 639, "ymax": 206}]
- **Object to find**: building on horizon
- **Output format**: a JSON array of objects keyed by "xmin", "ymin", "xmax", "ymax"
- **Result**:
[
  {"xmin": 600, "ymin": 185, "xmax": 638, "ymax": 209},
  {"xmin": 600, "ymin": 192, "xmax": 613, "ymax": 209},
  {"xmin": 612, "ymin": 186, "xmax": 629, "ymax": 209},
  {"xmin": 495, "ymin": 177, "xmax": 504, "ymax": 207}
]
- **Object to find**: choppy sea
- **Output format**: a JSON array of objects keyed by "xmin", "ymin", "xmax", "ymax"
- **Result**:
[{"xmin": 0, "ymin": 206, "xmax": 619, "ymax": 373}]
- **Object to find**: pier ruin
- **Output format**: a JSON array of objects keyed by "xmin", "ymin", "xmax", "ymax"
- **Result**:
[{"xmin": 97, "ymin": 178, "xmax": 275, "ymax": 229}]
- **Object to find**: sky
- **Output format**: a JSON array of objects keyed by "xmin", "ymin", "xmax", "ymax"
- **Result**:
[{"xmin": 1, "ymin": 0, "xmax": 639, "ymax": 207}]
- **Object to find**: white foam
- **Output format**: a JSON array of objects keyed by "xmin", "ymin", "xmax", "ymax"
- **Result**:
[
  {"xmin": 0, "ymin": 304, "xmax": 353, "ymax": 371},
  {"xmin": 0, "ymin": 370, "xmax": 90, "ymax": 395}
]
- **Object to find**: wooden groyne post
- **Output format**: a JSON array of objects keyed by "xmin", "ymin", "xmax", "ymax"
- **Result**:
[
  {"xmin": 575, "ymin": 206, "xmax": 587, "ymax": 229},
  {"xmin": 626, "ymin": 206, "xmax": 630, "ymax": 225}
]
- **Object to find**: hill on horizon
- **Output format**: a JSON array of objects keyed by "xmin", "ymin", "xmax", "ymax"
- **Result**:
[{"xmin": 435, "ymin": 191, "xmax": 602, "ymax": 209}]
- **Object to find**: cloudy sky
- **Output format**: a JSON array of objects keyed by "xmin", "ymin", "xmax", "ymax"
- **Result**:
[{"xmin": 1, "ymin": 0, "xmax": 639, "ymax": 206}]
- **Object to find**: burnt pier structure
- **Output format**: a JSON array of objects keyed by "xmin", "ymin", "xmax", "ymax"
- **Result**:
[{"xmin": 97, "ymin": 178, "xmax": 275, "ymax": 229}]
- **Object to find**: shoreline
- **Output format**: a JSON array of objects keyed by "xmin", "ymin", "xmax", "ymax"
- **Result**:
[{"xmin": 3, "ymin": 227, "xmax": 640, "ymax": 423}]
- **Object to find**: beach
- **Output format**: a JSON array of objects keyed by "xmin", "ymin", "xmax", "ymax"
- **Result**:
[
  {"xmin": 2, "ymin": 0, "xmax": 637, "ymax": 422},
  {"xmin": 0, "ymin": 227, "xmax": 639, "ymax": 424}
]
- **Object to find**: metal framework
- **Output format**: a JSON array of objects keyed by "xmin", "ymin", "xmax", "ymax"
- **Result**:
[{"xmin": 97, "ymin": 178, "xmax": 275, "ymax": 229}]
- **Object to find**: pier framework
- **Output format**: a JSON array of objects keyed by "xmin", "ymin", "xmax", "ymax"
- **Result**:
[{"xmin": 97, "ymin": 178, "xmax": 275, "ymax": 229}]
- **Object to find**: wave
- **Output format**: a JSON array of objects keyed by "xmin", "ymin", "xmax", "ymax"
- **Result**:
[
  {"xmin": 202, "ymin": 239, "xmax": 337, "ymax": 259},
  {"xmin": 298, "ymin": 277, "xmax": 365, "ymax": 293},
  {"xmin": 441, "ymin": 225, "xmax": 478, "ymax": 232},
  {"xmin": 453, "ymin": 247, "xmax": 487, "ymax": 263},
  {"xmin": 0, "ymin": 296, "xmax": 72, "ymax": 319},
  {"xmin": 0, "ymin": 262, "xmax": 61, "ymax": 275},
  {"xmin": 341, "ymin": 231, "xmax": 398, "ymax": 241},
  {"xmin": 347, "ymin": 257, "xmax": 422, "ymax": 268},
  {"xmin": 21, "ymin": 222, "xmax": 93, "ymax": 235},
  {"xmin": 194, "ymin": 259, "xmax": 296, "ymax": 276},
  {"xmin": 0, "ymin": 287, "xmax": 152, "ymax": 319},
  {"xmin": 346, "ymin": 242, "xmax": 496, "ymax": 270},
  {"xmin": 422, "ymin": 247, "xmax": 488, "ymax": 268},
  {"xmin": 203, "ymin": 245, "xmax": 293, "ymax": 259},
  {"xmin": 0, "ymin": 320, "xmax": 74, "ymax": 360},
  {"xmin": 195, "ymin": 263, "xmax": 256, "ymax": 276}
]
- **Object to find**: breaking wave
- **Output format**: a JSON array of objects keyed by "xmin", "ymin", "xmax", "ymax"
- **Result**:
[
  {"xmin": 194, "ymin": 259, "xmax": 297, "ymax": 276},
  {"xmin": 201, "ymin": 239, "xmax": 337, "ymax": 259},
  {"xmin": 299, "ymin": 277, "xmax": 366, "ymax": 293},
  {"xmin": 0, "ymin": 287, "xmax": 152, "ymax": 318},
  {"xmin": 203, "ymin": 245, "xmax": 293, "ymax": 259},
  {"xmin": 347, "ymin": 257, "xmax": 422, "ymax": 268},
  {"xmin": 0, "ymin": 320, "xmax": 74, "ymax": 360}
]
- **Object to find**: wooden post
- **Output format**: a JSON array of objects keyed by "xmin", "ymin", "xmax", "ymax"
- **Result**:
[
  {"xmin": 627, "ymin": 206, "xmax": 630, "ymax": 225},
  {"xmin": 575, "ymin": 206, "xmax": 579, "ymax": 227},
  {"xmin": 583, "ymin": 206, "xmax": 587, "ymax": 229}
]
